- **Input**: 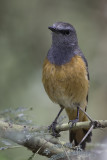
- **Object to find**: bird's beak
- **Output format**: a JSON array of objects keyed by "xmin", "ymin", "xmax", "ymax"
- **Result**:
[{"xmin": 48, "ymin": 26, "xmax": 57, "ymax": 32}]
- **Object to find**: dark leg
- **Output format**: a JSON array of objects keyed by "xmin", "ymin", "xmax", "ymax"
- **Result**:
[
  {"xmin": 69, "ymin": 106, "xmax": 79, "ymax": 126},
  {"xmin": 48, "ymin": 107, "xmax": 64, "ymax": 137}
]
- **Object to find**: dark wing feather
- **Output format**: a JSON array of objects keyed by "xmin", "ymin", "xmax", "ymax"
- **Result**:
[{"xmin": 75, "ymin": 48, "xmax": 89, "ymax": 111}]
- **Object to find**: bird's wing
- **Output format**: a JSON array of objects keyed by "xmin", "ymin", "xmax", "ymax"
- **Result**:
[{"xmin": 75, "ymin": 48, "xmax": 89, "ymax": 111}]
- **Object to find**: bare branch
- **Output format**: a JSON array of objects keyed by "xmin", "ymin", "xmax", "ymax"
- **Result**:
[
  {"xmin": 56, "ymin": 120, "xmax": 107, "ymax": 132},
  {"xmin": 0, "ymin": 119, "xmax": 107, "ymax": 159}
]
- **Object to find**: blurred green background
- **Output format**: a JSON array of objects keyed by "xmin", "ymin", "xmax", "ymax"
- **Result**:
[{"xmin": 0, "ymin": 0, "xmax": 107, "ymax": 159}]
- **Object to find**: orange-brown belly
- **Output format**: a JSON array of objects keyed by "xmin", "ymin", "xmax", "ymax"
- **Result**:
[{"xmin": 42, "ymin": 55, "xmax": 89, "ymax": 110}]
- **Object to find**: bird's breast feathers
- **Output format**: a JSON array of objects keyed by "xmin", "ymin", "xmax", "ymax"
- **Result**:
[{"xmin": 42, "ymin": 55, "xmax": 89, "ymax": 108}]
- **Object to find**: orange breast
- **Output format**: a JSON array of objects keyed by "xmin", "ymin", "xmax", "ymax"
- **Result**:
[{"xmin": 42, "ymin": 55, "xmax": 89, "ymax": 110}]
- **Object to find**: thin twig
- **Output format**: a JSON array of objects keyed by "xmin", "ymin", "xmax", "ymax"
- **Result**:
[
  {"xmin": 0, "ymin": 145, "xmax": 21, "ymax": 151},
  {"xmin": 79, "ymin": 125, "xmax": 94, "ymax": 146},
  {"xmin": 55, "ymin": 120, "xmax": 107, "ymax": 133},
  {"xmin": 58, "ymin": 139, "xmax": 70, "ymax": 160},
  {"xmin": 79, "ymin": 107, "xmax": 93, "ymax": 122}
]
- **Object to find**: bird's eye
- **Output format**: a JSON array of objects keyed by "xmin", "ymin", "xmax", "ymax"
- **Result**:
[
  {"xmin": 65, "ymin": 30, "xmax": 70, "ymax": 35},
  {"xmin": 60, "ymin": 30, "xmax": 70, "ymax": 35}
]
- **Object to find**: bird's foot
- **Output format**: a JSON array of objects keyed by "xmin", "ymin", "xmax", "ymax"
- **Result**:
[
  {"xmin": 48, "ymin": 121, "xmax": 60, "ymax": 137},
  {"xmin": 69, "ymin": 118, "xmax": 79, "ymax": 127}
]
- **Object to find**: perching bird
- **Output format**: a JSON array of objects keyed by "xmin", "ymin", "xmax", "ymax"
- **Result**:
[{"xmin": 42, "ymin": 22, "xmax": 92, "ymax": 149}]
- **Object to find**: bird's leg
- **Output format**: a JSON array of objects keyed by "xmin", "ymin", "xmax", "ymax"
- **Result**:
[
  {"xmin": 48, "ymin": 107, "xmax": 64, "ymax": 137},
  {"xmin": 69, "ymin": 106, "xmax": 79, "ymax": 127}
]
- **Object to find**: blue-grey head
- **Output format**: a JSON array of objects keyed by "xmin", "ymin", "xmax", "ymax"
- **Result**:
[{"xmin": 48, "ymin": 22, "xmax": 78, "ymax": 47}]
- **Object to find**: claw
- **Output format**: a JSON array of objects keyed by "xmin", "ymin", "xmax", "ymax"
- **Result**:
[
  {"xmin": 69, "ymin": 118, "xmax": 79, "ymax": 127},
  {"xmin": 48, "ymin": 107, "xmax": 63, "ymax": 137},
  {"xmin": 48, "ymin": 121, "xmax": 60, "ymax": 137},
  {"xmin": 69, "ymin": 106, "xmax": 79, "ymax": 127}
]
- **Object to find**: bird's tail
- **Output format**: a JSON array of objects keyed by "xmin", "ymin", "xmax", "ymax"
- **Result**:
[{"xmin": 69, "ymin": 114, "xmax": 92, "ymax": 149}]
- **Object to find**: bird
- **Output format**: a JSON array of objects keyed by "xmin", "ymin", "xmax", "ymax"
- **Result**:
[{"xmin": 42, "ymin": 22, "xmax": 92, "ymax": 149}]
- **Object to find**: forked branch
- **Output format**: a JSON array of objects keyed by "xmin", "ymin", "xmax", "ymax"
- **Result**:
[{"xmin": 0, "ymin": 119, "xmax": 107, "ymax": 159}]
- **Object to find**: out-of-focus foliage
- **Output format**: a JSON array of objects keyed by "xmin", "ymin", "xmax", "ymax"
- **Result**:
[{"xmin": 0, "ymin": 0, "xmax": 107, "ymax": 160}]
